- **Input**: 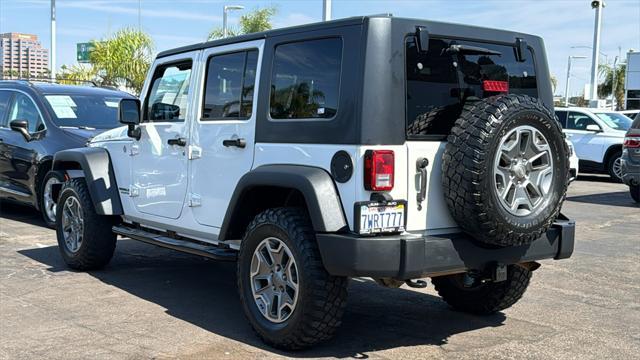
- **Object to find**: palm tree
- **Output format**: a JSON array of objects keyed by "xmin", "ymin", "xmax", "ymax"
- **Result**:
[
  {"xmin": 208, "ymin": 7, "xmax": 277, "ymax": 40},
  {"xmin": 598, "ymin": 63, "xmax": 626, "ymax": 110},
  {"xmin": 89, "ymin": 28, "xmax": 154, "ymax": 93},
  {"xmin": 550, "ymin": 74, "xmax": 558, "ymax": 94}
]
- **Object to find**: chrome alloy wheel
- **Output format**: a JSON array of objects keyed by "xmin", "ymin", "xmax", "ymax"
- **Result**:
[
  {"xmin": 43, "ymin": 176, "xmax": 61, "ymax": 223},
  {"xmin": 250, "ymin": 237, "xmax": 299, "ymax": 323},
  {"xmin": 493, "ymin": 125, "xmax": 554, "ymax": 216},
  {"xmin": 612, "ymin": 157, "xmax": 623, "ymax": 180},
  {"xmin": 61, "ymin": 196, "xmax": 84, "ymax": 253}
]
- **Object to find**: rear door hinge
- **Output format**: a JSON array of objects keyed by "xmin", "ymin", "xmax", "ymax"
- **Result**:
[
  {"xmin": 188, "ymin": 193, "xmax": 202, "ymax": 207},
  {"xmin": 188, "ymin": 145, "xmax": 202, "ymax": 160}
]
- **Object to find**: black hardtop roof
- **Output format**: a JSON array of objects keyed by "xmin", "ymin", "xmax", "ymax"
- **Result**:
[
  {"xmin": 0, "ymin": 80, "xmax": 135, "ymax": 98},
  {"xmin": 157, "ymin": 15, "xmax": 541, "ymax": 59}
]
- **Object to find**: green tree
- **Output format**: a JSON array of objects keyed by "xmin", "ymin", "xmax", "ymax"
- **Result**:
[
  {"xmin": 57, "ymin": 64, "xmax": 98, "ymax": 85},
  {"xmin": 208, "ymin": 7, "xmax": 277, "ymax": 40},
  {"xmin": 89, "ymin": 28, "xmax": 154, "ymax": 93},
  {"xmin": 598, "ymin": 63, "xmax": 626, "ymax": 110}
]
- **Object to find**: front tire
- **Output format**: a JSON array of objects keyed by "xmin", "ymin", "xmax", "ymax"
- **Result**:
[
  {"xmin": 40, "ymin": 170, "xmax": 65, "ymax": 228},
  {"xmin": 630, "ymin": 185, "xmax": 640, "ymax": 203},
  {"xmin": 431, "ymin": 265, "xmax": 532, "ymax": 315},
  {"xmin": 237, "ymin": 208, "xmax": 348, "ymax": 350},
  {"xmin": 56, "ymin": 178, "xmax": 117, "ymax": 270}
]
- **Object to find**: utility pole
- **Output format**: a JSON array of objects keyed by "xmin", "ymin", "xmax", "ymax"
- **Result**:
[
  {"xmin": 223, "ymin": 5, "xmax": 244, "ymax": 38},
  {"xmin": 138, "ymin": 0, "xmax": 142, "ymax": 30},
  {"xmin": 50, "ymin": 0, "xmax": 56, "ymax": 81},
  {"xmin": 589, "ymin": 0, "xmax": 605, "ymax": 108},
  {"xmin": 565, "ymin": 55, "xmax": 587, "ymax": 106},
  {"xmin": 323, "ymin": 0, "xmax": 332, "ymax": 21},
  {"xmin": 611, "ymin": 55, "xmax": 618, "ymax": 110}
]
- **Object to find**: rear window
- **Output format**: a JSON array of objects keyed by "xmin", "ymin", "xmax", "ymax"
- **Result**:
[{"xmin": 406, "ymin": 37, "xmax": 537, "ymax": 136}]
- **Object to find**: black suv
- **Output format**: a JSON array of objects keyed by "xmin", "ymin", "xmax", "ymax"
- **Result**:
[
  {"xmin": 622, "ymin": 116, "xmax": 640, "ymax": 202},
  {"xmin": 0, "ymin": 81, "xmax": 136, "ymax": 226}
]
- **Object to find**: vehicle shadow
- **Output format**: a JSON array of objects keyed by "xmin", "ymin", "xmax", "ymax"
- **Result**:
[
  {"xmin": 18, "ymin": 240, "xmax": 507, "ymax": 358},
  {"xmin": 566, "ymin": 190, "xmax": 638, "ymax": 208},
  {"xmin": 0, "ymin": 200, "xmax": 48, "ymax": 228}
]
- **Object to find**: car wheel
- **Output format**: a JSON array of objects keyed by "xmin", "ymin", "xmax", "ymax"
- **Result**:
[
  {"xmin": 237, "ymin": 207, "xmax": 348, "ymax": 350},
  {"xmin": 606, "ymin": 151, "xmax": 623, "ymax": 182},
  {"xmin": 431, "ymin": 265, "xmax": 532, "ymax": 315},
  {"xmin": 630, "ymin": 185, "xmax": 640, "ymax": 203},
  {"xmin": 56, "ymin": 178, "xmax": 117, "ymax": 270},
  {"xmin": 39, "ymin": 170, "xmax": 65, "ymax": 228},
  {"xmin": 442, "ymin": 94, "xmax": 569, "ymax": 247}
]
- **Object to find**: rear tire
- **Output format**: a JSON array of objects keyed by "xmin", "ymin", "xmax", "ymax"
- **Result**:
[
  {"xmin": 606, "ymin": 150, "xmax": 623, "ymax": 182},
  {"xmin": 630, "ymin": 185, "xmax": 640, "ymax": 203},
  {"xmin": 56, "ymin": 178, "xmax": 117, "ymax": 270},
  {"xmin": 237, "ymin": 207, "xmax": 348, "ymax": 350},
  {"xmin": 432, "ymin": 265, "xmax": 532, "ymax": 315}
]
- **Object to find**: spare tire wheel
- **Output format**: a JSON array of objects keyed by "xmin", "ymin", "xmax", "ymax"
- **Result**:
[{"xmin": 441, "ymin": 94, "xmax": 569, "ymax": 247}]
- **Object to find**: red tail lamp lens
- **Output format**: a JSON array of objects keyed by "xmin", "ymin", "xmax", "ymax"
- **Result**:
[{"xmin": 364, "ymin": 150, "xmax": 394, "ymax": 191}]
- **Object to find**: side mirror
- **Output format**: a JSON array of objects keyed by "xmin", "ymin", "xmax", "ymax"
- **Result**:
[
  {"xmin": 9, "ymin": 119, "xmax": 32, "ymax": 141},
  {"xmin": 586, "ymin": 124, "xmax": 602, "ymax": 132},
  {"xmin": 119, "ymin": 98, "xmax": 141, "ymax": 125},
  {"xmin": 415, "ymin": 26, "xmax": 429, "ymax": 53},
  {"xmin": 118, "ymin": 98, "xmax": 141, "ymax": 140}
]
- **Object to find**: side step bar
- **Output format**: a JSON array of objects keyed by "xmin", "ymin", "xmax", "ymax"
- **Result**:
[{"xmin": 113, "ymin": 225, "xmax": 237, "ymax": 261}]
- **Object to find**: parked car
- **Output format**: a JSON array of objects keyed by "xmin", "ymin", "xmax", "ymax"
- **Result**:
[
  {"xmin": 621, "ymin": 116, "xmax": 640, "ymax": 202},
  {"xmin": 0, "ymin": 81, "xmax": 136, "ymax": 227},
  {"xmin": 555, "ymin": 107, "xmax": 633, "ymax": 180},
  {"xmin": 619, "ymin": 109, "xmax": 639, "ymax": 121},
  {"xmin": 50, "ymin": 16, "xmax": 574, "ymax": 350},
  {"xmin": 567, "ymin": 138, "xmax": 579, "ymax": 182}
]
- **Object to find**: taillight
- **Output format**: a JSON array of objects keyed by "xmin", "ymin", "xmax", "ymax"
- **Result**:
[
  {"xmin": 624, "ymin": 136, "xmax": 640, "ymax": 148},
  {"xmin": 483, "ymin": 80, "xmax": 509, "ymax": 93},
  {"xmin": 364, "ymin": 150, "xmax": 394, "ymax": 191}
]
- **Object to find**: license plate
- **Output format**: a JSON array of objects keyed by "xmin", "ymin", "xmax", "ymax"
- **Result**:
[{"xmin": 355, "ymin": 201, "xmax": 406, "ymax": 235}]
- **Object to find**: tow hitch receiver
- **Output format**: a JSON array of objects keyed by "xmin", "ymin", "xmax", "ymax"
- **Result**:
[{"xmin": 493, "ymin": 263, "xmax": 508, "ymax": 282}]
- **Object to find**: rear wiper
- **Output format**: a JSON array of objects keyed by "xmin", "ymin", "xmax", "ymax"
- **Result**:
[{"xmin": 446, "ymin": 44, "xmax": 502, "ymax": 56}]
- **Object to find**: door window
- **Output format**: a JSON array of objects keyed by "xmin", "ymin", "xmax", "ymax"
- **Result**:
[
  {"xmin": 269, "ymin": 38, "xmax": 342, "ymax": 120},
  {"xmin": 566, "ymin": 112, "xmax": 599, "ymax": 130},
  {"xmin": 0, "ymin": 91, "xmax": 12, "ymax": 127},
  {"xmin": 144, "ymin": 61, "xmax": 192, "ymax": 122},
  {"xmin": 201, "ymin": 50, "xmax": 258, "ymax": 120},
  {"xmin": 555, "ymin": 111, "xmax": 567, "ymax": 128},
  {"xmin": 7, "ymin": 93, "xmax": 44, "ymax": 132}
]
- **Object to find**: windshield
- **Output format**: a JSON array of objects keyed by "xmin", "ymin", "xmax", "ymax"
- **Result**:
[
  {"xmin": 594, "ymin": 112, "xmax": 633, "ymax": 131},
  {"xmin": 45, "ymin": 94, "xmax": 127, "ymax": 129}
]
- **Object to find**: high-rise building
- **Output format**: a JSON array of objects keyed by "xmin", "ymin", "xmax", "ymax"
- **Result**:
[{"xmin": 0, "ymin": 33, "xmax": 50, "ymax": 79}]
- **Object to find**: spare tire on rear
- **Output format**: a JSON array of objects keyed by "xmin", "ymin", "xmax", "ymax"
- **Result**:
[{"xmin": 441, "ymin": 94, "xmax": 569, "ymax": 247}]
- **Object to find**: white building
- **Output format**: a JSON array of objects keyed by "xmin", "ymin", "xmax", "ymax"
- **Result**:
[{"xmin": 626, "ymin": 51, "xmax": 640, "ymax": 110}]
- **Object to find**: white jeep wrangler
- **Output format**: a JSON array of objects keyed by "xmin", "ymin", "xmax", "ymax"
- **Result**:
[{"xmin": 51, "ymin": 16, "xmax": 575, "ymax": 350}]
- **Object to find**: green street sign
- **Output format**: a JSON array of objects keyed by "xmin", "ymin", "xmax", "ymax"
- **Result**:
[{"xmin": 76, "ymin": 42, "xmax": 95, "ymax": 63}]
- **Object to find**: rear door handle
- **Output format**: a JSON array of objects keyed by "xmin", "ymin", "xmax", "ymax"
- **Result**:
[
  {"xmin": 167, "ymin": 137, "xmax": 187, "ymax": 147},
  {"xmin": 416, "ymin": 158, "xmax": 429, "ymax": 211},
  {"xmin": 222, "ymin": 138, "xmax": 246, "ymax": 148}
]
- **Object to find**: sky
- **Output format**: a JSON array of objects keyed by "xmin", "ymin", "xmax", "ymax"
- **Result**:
[{"xmin": 1, "ymin": 0, "xmax": 639, "ymax": 97}]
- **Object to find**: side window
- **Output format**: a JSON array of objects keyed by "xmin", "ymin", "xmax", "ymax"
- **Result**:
[
  {"xmin": 567, "ymin": 112, "xmax": 598, "ymax": 130},
  {"xmin": 201, "ymin": 50, "xmax": 258, "ymax": 120},
  {"xmin": 555, "ymin": 111, "xmax": 567, "ymax": 128},
  {"xmin": 145, "ymin": 60, "xmax": 192, "ymax": 122},
  {"xmin": 7, "ymin": 93, "xmax": 44, "ymax": 133},
  {"xmin": 0, "ymin": 91, "xmax": 12, "ymax": 127},
  {"xmin": 270, "ymin": 38, "xmax": 342, "ymax": 120}
]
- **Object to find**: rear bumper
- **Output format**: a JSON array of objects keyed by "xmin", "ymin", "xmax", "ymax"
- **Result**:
[
  {"xmin": 621, "ymin": 156, "xmax": 640, "ymax": 186},
  {"xmin": 316, "ymin": 217, "xmax": 575, "ymax": 279}
]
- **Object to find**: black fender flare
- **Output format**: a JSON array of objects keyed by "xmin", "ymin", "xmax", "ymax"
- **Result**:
[
  {"xmin": 219, "ymin": 165, "xmax": 348, "ymax": 240},
  {"xmin": 51, "ymin": 147, "xmax": 123, "ymax": 215}
]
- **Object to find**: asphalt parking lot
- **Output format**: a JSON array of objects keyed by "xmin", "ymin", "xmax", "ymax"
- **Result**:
[{"xmin": 1, "ymin": 176, "xmax": 638, "ymax": 360}]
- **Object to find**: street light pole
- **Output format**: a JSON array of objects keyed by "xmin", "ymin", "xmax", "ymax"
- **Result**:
[
  {"xmin": 589, "ymin": 0, "xmax": 605, "ymax": 108},
  {"xmin": 50, "ymin": 0, "xmax": 56, "ymax": 81},
  {"xmin": 323, "ymin": 0, "xmax": 332, "ymax": 21},
  {"xmin": 223, "ymin": 5, "xmax": 244, "ymax": 38},
  {"xmin": 565, "ymin": 55, "xmax": 587, "ymax": 107},
  {"xmin": 611, "ymin": 55, "xmax": 618, "ymax": 110}
]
